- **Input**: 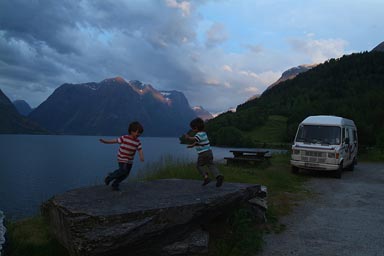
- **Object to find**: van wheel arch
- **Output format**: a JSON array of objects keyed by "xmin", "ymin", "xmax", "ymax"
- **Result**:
[
  {"xmin": 333, "ymin": 162, "xmax": 343, "ymax": 179},
  {"xmin": 291, "ymin": 165, "xmax": 299, "ymax": 174},
  {"xmin": 347, "ymin": 158, "xmax": 356, "ymax": 171}
]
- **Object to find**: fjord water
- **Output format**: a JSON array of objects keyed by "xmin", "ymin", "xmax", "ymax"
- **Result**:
[{"xmin": 0, "ymin": 135, "xmax": 234, "ymax": 220}]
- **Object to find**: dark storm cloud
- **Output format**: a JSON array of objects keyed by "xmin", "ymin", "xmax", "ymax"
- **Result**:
[
  {"xmin": 0, "ymin": 0, "xmax": 205, "ymax": 106},
  {"xmin": 0, "ymin": 0, "xmax": 276, "ymax": 112},
  {"xmin": 0, "ymin": 0, "xmax": 83, "ymax": 54}
]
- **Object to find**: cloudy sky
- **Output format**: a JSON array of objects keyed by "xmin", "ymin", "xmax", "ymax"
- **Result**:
[{"xmin": 0, "ymin": 0, "xmax": 383, "ymax": 113}]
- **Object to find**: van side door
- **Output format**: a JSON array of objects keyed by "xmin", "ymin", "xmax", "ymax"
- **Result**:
[
  {"xmin": 345, "ymin": 127, "xmax": 357, "ymax": 164},
  {"xmin": 350, "ymin": 128, "xmax": 358, "ymax": 160},
  {"xmin": 342, "ymin": 127, "xmax": 352, "ymax": 165}
]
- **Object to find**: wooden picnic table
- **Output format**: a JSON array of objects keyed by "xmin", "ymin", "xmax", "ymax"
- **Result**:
[
  {"xmin": 224, "ymin": 149, "xmax": 271, "ymax": 165},
  {"xmin": 230, "ymin": 149, "xmax": 270, "ymax": 157}
]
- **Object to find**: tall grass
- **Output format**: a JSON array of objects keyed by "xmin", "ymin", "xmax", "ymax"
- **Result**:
[
  {"xmin": 5, "ymin": 216, "xmax": 68, "ymax": 256},
  {"xmin": 137, "ymin": 154, "xmax": 200, "ymax": 181},
  {"xmin": 212, "ymin": 208, "xmax": 264, "ymax": 256}
]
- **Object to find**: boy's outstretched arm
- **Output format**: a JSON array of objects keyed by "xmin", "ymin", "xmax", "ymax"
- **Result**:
[
  {"xmin": 187, "ymin": 141, "xmax": 197, "ymax": 148},
  {"xmin": 99, "ymin": 138, "xmax": 118, "ymax": 144},
  {"xmin": 184, "ymin": 134, "xmax": 195, "ymax": 141},
  {"xmin": 138, "ymin": 149, "xmax": 144, "ymax": 162}
]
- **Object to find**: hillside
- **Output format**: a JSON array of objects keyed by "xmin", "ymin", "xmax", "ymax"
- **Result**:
[
  {"xmin": 192, "ymin": 106, "xmax": 213, "ymax": 120},
  {"xmin": 13, "ymin": 100, "xmax": 33, "ymax": 116},
  {"xmin": 266, "ymin": 64, "xmax": 318, "ymax": 91},
  {"xmin": 207, "ymin": 51, "xmax": 384, "ymax": 147},
  {"xmin": 0, "ymin": 89, "xmax": 45, "ymax": 134}
]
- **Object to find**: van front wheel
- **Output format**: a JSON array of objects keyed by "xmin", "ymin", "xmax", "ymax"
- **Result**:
[
  {"xmin": 291, "ymin": 165, "xmax": 299, "ymax": 174},
  {"xmin": 333, "ymin": 164, "xmax": 343, "ymax": 179}
]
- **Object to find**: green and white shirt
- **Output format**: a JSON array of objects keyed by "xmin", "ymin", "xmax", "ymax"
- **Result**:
[{"xmin": 194, "ymin": 132, "xmax": 211, "ymax": 154}]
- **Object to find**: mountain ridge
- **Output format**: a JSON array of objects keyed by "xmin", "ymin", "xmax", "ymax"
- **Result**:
[
  {"xmin": 0, "ymin": 89, "xmax": 45, "ymax": 134},
  {"xmin": 13, "ymin": 100, "xmax": 33, "ymax": 116},
  {"xmin": 372, "ymin": 41, "xmax": 384, "ymax": 52},
  {"xmin": 192, "ymin": 106, "xmax": 213, "ymax": 120},
  {"xmin": 266, "ymin": 64, "xmax": 318, "ymax": 91},
  {"xmin": 28, "ymin": 77, "xmax": 197, "ymax": 136}
]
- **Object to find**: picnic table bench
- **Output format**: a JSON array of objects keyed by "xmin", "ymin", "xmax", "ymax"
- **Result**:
[{"xmin": 224, "ymin": 149, "xmax": 271, "ymax": 165}]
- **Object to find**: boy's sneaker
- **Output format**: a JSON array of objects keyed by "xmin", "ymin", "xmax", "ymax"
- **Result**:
[
  {"xmin": 216, "ymin": 175, "xmax": 224, "ymax": 187},
  {"xmin": 104, "ymin": 176, "xmax": 112, "ymax": 186},
  {"xmin": 202, "ymin": 177, "xmax": 211, "ymax": 186}
]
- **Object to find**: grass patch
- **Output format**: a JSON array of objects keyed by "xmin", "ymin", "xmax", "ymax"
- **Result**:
[
  {"xmin": 6, "ymin": 153, "xmax": 309, "ymax": 256},
  {"xmin": 358, "ymin": 147, "xmax": 384, "ymax": 162},
  {"xmin": 5, "ymin": 216, "xmax": 69, "ymax": 256},
  {"xmin": 209, "ymin": 208, "xmax": 264, "ymax": 256}
]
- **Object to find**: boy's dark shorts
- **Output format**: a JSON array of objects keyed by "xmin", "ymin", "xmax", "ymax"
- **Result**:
[{"xmin": 197, "ymin": 150, "xmax": 214, "ymax": 166}]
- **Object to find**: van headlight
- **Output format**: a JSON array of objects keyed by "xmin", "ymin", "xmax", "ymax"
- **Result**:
[
  {"xmin": 292, "ymin": 149, "xmax": 300, "ymax": 155},
  {"xmin": 328, "ymin": 152, "xmax": 339, "ymax": 159}
]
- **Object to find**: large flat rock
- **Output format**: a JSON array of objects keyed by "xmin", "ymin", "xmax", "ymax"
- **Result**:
[{"xmin": 41, "ymin": 179, "xmax": 265, "ymax": 256}]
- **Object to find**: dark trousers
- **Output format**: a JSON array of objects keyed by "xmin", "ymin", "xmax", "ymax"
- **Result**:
[
  {"xmin": 197, "ymin": 150, "xmax": 221, "ymax": 178},
  {"xmin": 107, "ymin": 162, "xmax": 133, "ymax": 188}
]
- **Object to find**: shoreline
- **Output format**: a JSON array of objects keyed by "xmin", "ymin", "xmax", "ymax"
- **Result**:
[{"xmin": 0, "ymin": 210, "xmax": 6, "ymax": 255}]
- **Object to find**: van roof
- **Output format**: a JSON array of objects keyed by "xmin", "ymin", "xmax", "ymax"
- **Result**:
[{"xmin": 301, "ymin": 115, "xmax": 356, "ymax": 127}]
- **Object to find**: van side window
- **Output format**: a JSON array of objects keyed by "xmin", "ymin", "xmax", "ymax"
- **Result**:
[
  {"xmin": 344, "ymin": 128, "xmax": 350, "ymax": 143},
  {"xmin": 353, "ymin": 130, "xmax": 357, "ymax": 143}
]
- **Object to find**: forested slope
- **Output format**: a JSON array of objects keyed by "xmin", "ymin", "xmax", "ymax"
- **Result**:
[{"xmin": 207, "ymin": 51, "xmax": 384, "ymax": 147}]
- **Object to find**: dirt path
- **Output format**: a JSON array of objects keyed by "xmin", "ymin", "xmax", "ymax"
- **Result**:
[{"xmin": 257, "ymin": 162, "xmax": 384, "ymax": 256}]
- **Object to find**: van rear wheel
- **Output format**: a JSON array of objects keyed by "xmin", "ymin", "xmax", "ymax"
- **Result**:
[{"xmin": 347, "ymin": 158, "xmax": 356, "ymax": 171}]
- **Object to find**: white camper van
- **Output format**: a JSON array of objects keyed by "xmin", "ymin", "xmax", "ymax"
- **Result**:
[{"xmin": 290, "ymin": 115, "xmax": 358, "ymax": 178}]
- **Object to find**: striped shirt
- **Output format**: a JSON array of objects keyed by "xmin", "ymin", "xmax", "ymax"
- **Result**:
[
  {"xmin": 117, "ymin": 135, "xmax": 142, "ymax": 163},
  {"xmin": 194, "ymin": 131, "xmax": 211, "ymax": 154}
]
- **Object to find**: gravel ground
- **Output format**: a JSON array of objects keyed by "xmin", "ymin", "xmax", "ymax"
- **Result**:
[{"xmin": 257, "ymin": 162, "xmax": 384, "ymax": 256}]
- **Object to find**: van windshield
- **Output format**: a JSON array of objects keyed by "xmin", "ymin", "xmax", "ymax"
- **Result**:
[{"xmin": 295, "ymin": 125, "xmax": 341, "ymax": 145}]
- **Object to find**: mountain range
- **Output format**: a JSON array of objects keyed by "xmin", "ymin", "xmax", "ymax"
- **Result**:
[
  {"xmin": 13, "ymin": 100, "xmax": 33, "ymax": 116},
  {"xmin": 27, "ymin": 77, "xmax": 197, "ymax": 136},
  {"xmin": 192, "ymin": 106, "xmax": 213, "ymax": 120},
  {"xmin": 3, "ymin": 41, "xmax": 383, "ymax": 139},
  {"xmin": 266, "ymin": 64, "xmax": 318, "ymax": 90},
  {"xmin": 0, "ymin": 89, "xmax": 45, "ymax": 134}
]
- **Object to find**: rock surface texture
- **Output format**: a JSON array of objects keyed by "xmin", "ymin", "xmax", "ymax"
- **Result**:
[{"xmin": 41, "ymin": 179, "xmax": 266, "ymax": 256}]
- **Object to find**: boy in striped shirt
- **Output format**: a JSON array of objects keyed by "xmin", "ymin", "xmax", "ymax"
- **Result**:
[
  {"xmin": 185, "ymin": 118, "xmax": 224, "ymax": 187},
  {"xmin": 100, "ymin": 121, "xmax": 144, "ymax": 191}
]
